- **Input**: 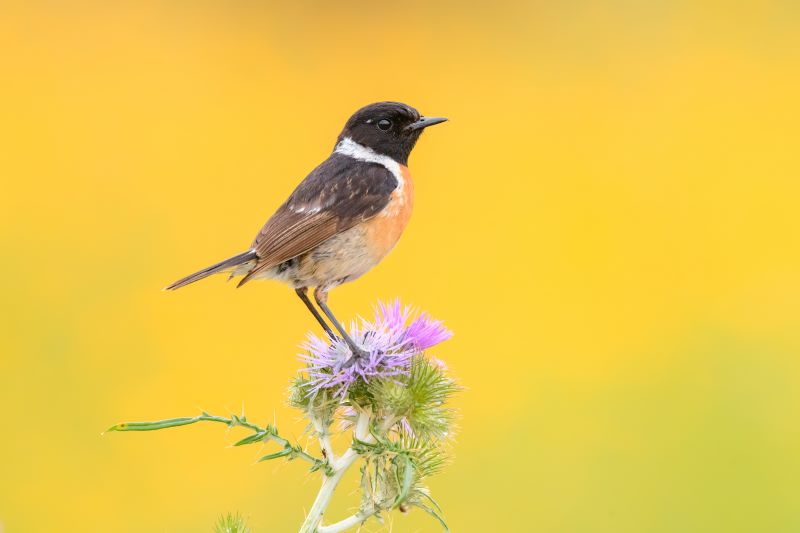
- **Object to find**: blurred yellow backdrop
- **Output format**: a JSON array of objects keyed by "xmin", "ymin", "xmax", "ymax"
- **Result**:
[{"xmin": 2, "ymin": 1, "xmax": 800, "ymax": 531}]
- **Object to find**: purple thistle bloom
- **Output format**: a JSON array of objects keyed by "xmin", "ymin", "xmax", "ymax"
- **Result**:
[{"xmin": 299, "ymin": 300, "xmax": 452, "ymax": 398}]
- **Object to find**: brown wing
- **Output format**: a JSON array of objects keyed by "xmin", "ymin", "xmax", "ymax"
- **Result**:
[{"xmin": 238, "ymin": 153, "xmax": 398, "ymax": 286}]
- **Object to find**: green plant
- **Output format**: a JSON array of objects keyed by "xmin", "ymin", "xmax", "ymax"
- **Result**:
[{"xmin": 107, "ymin": 301, "xmax": 458, "ymax": 532}]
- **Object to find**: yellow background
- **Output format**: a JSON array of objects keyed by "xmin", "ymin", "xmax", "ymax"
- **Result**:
[{"xmin": 2, "ymin": 1, "xmax": 800, "ymax": 531}]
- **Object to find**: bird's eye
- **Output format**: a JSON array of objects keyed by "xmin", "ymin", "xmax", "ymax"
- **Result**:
[{"xmin": 377, "ymin": 119, "xmax": 392, "ymax": 131}]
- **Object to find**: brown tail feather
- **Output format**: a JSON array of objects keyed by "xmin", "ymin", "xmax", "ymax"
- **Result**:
[{"xmin": 164, "ymin": 250, "xmax": 258, "ymax": 290}]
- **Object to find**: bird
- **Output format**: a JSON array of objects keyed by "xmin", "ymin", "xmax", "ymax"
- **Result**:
[{"xmin": 165, "ymin": 101, "xmax": 447, "ymax": 362}]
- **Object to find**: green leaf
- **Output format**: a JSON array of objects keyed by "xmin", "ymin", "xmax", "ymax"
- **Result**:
[
  {"xmin": 415, "ymin": 503, "xmax": 450, "ymax": 532},
  {"xmin": 233, "ymin": 431, "xmax": 268, "ymax": 446},
  {"xmin": 106, "ymin": 417, "xmax": 200, "ymax": 432},
  {"xmin": 395, "ymin": 454, "xmax": 414, "ymax": 506},
  {"xmin": 257, "ymin": 448, "xmax": 293, "ymax": 462},
  {"xmin": 417, "ymin": 490, "xmax": 444, "ymax": 513}
]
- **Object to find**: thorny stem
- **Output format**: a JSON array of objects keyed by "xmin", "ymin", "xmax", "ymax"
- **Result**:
[
  {"xmin": 206, "ymin": 414, "xmax": 326, "ymax": 469},
  {"xmin": 380, "ymin": 415, "xmax": 399, "ymax": 433},
  {"xmin": 317, "ymin": 510, "xmax": 377, "ymax": 533},
  {"xmin": 311, "ymin": 414, "xmax": 336, "ymax": 464},
  {"xmin": 261, "ymin": 431, "xmax": 328, "ymax": 470},
  {"xmin": 107, "ymin": 413, "xmax": 327, "ymax": 470},
  {"xmin": 299, "ymin": 410, "xmax": 375, "ymax": 533}
]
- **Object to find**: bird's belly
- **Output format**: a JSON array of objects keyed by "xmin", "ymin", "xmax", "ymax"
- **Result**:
[
  {"xmin": 300, "ymin": 225, "xmax": 379, "ymax": 287},
  {"xmin": 269, "ymin": 165, "xmax": 414, "ymax": 289}
]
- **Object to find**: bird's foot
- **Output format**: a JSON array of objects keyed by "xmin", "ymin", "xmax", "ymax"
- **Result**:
[{"xmin": 342, "ymin": 346, "xmax": 369, "ymax": 368}]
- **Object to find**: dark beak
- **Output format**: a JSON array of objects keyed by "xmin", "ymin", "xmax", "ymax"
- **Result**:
[{"xmin": 405, "ymin": 116, "xmax": 448, "ymax": 131}]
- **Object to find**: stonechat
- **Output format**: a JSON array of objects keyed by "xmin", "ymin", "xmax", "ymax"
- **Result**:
[{"xmin": 165, "ymin": 102, "xmax": 447, "ymax": 362}]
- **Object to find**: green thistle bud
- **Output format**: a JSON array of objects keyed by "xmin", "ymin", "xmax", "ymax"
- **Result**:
[{"xmin": 214, "ymin": 512, "xmax": 250, "ymax": 533}]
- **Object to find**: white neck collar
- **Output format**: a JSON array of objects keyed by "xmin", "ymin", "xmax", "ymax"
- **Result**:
[{"xmin": 334, "ymin": 137, "xmax": 402, "ymax": 183}]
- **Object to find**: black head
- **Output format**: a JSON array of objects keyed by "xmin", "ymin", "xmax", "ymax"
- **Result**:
[{"xmin": 337, "ymin": 102, "xmax": 447, "ymax": 165}]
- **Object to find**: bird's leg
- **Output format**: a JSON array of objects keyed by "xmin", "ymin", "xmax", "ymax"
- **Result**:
[
  {"xmin": 295, "ymin": 287, "xmax": 335, "ymax": 340},
  {"xmin": 313, "ymin": 287, "xmax": 369, "ymax": 363}
]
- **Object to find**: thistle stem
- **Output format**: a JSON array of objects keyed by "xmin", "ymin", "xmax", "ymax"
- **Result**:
[
  {"xmin": 317, "ymin": 510, "xmax": 376, "ymax": 533},
  {"xmin": 265, "ymin": 432, "xmax": 329, "ymax": 469},
  {"xmin": 311, "ymin": 413, "xmax": 336, "ymax": 464},
  {"xmin": 298, "ymin": 461, "xmax": 351, "ymax": 533},
  {"xmin": 298, "ymin": 411, "xmax": 374, "ymax": 532}
]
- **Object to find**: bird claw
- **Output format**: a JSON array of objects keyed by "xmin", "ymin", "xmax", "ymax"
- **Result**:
[{"xmin": 342, "ymin": 346, "xmax": 369, "ymax": 368}]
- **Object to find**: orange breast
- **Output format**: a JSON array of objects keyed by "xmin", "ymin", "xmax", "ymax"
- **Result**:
[{"xmin": 363, "ymin": 164, "xmax": 414, "ymax": 261}]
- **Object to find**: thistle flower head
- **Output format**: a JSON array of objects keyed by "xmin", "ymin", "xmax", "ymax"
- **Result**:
[
  {"xmin": 377, "ymin": 300, "xmax": 453, "ymax": 351},
  {"xmin": 299, "ymin": 300, "xmax": 452, "ymax": 398}
]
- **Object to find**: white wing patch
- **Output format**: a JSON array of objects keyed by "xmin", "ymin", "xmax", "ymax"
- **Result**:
[{"xmin": 289, "ymin": 205, "xmax": 322, "ymax": 214}]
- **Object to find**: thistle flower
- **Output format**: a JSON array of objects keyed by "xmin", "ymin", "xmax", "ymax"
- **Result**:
[
  {"xmin": 299, "ymin": 300, "xmax": 452, "ymax": 398},
  {"xmin": 376, "ymin": 300, "xmax": 453, "ymax": 350}
]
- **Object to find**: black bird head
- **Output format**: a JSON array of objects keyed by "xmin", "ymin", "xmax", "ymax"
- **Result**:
[{"xmin": 337, "ymin": 102, "xmax": 447, "ymax": 165}]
